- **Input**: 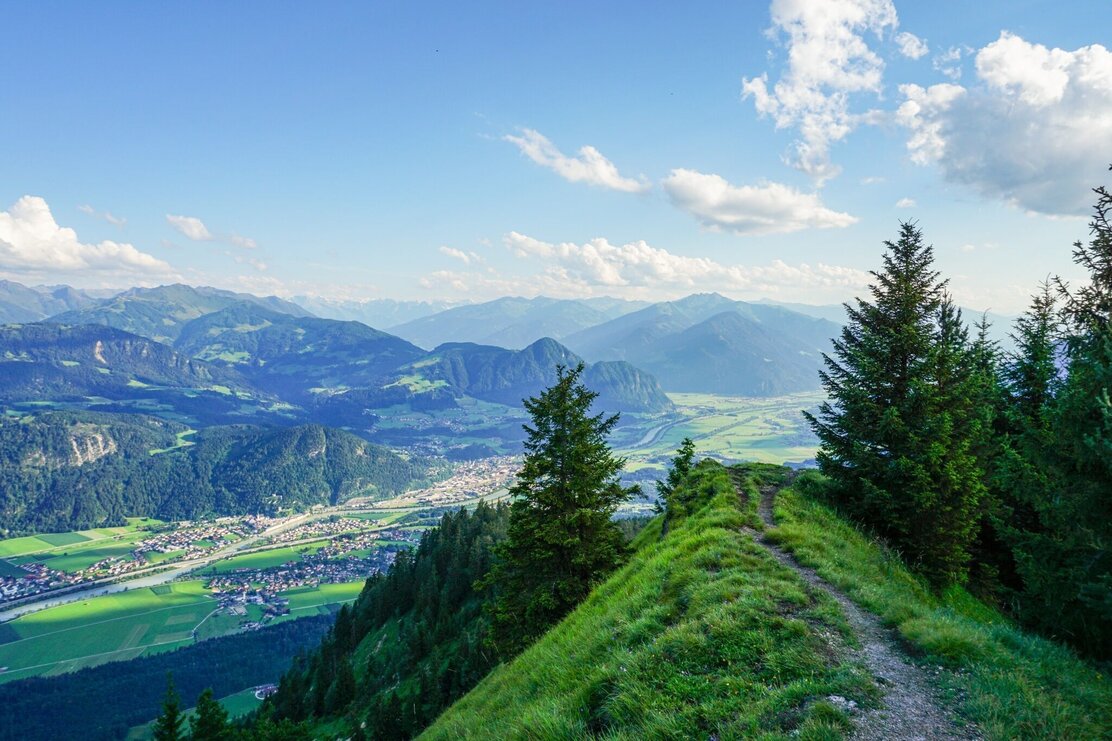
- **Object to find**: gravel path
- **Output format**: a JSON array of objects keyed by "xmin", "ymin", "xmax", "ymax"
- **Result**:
[{"xmin": 735, "ymin": 474, "xmax": 979, "ymax": 740}]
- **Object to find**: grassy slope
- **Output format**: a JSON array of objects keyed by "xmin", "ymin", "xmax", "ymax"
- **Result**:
[
  {"xmin": 767, "ymin": 474, "xmax": 1111, "ymax": 740},
  {"xmin": 422, "ymin": 461, "xmax": 877, "ymax": 740},
  {"xmin": 426, "ymin": 464, "xmax": 1110, "ymax": 740}
]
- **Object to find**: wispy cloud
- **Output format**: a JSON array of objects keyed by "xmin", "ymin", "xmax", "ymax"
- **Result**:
[
  {"xmin": 166, "ymin": 213, "xmax": 214, "ymax": 241},
  {"xmin": 439, "ymin": 246, "xmax": 483, "ymax": 264},
  {"xmin": 78, "ymin": 204, "xmax": 127, "ymax": 227},
  {"xmin": 504, "ymin": 128, "xmax": 650, "ymax": 193}
]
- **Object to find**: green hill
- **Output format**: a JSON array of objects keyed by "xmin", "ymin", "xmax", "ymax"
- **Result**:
[
  {"xmin": 393, "ymin": 338, "xmax": 674, "ymax": 414},
  {"xmin": 0, "ymin": 411, "xmax": 426, "ymax": 534},
  {"xmin": 426, "ymin": 463, "xmax": 1107, "ymax": 740},
  {"xmin": 173, "ymin": 302, "xmax": 427, "ymax": 398},
  {"xmin": 49, "ymin": 284, "xmax": 312, "ymax": 344}
]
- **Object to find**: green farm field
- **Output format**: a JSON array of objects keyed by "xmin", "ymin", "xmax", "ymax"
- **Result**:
[
  {"xmin": 0, "ymin": 574, "xmax": 369, "ymax": 684},
  {"xmin": 617, "ymin": 391, "xmax": 825, "ymax": 472},
  {"xmin": 0, "ymin": 581, "xmax": 213, "ymax": 683},
  {"xmin": 0, "ymin": 518, "xmax": 160, "ymax": 559}
]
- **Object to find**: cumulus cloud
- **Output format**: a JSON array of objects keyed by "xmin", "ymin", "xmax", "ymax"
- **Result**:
[
  {"xmin": 439, "ymin": 246, "xmax": 483, "ymax": 264},
  {"xmin": 896, "ymin": 31, "xmax": 928, "ymax": 59},
  {"xmin": 166, "ymin": 213, "xmax": 214, "ymax": 241},
  {"xmin": 422, "ymin": 232, "xmax": 871, "ymax": 303},
  {"xmin": 0, "ymin": 196, "xmax": 173, "ymax": 279},
  {"xmin": 662, "ymin": 169, "xmax": 857, "ymax": 235},
  {"xmin": 895, "ymin": 197, "xmax": 916, "ymax": 208},
  {"xmin": 742, "ymin": 0, "xmax": 898, "ymax": 184},
  {"xmin": 504, "ymin": 128, "xmax": 650, "ymax": 193},
  {"xmin": 897, "ymin": 32, "xmax": 1112, "ymax": 215}
]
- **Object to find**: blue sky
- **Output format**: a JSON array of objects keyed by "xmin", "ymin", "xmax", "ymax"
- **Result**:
[{"xmin": 1, "ymin": 0, "xmax": 1109, "ymax": 312}]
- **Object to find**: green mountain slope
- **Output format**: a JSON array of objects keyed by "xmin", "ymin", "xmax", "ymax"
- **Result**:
[
  {"xmin": 49, "ymin": 284, "xmax": 312, "ymax": 344},
  {"xmin": 0, "ymin": 322, "xmax": 288, "ymax": 426},
  {"xmin": 173, "ymin": 302, "xmax": 426, "ymax": 398},
  {"xmin": 422, "ymin": 462, "xmax": 876, "ymax": 739},
  {"xmin": 0, "ymin": 411, "xmax": 425, "ymax": 534},
  {"xmin": 424, "ymin": 464, "xmax": 1109, "ymax": 740},
  {"xmin": 397, "ymin": 338, "xmax": 674, "ymax": 413}
]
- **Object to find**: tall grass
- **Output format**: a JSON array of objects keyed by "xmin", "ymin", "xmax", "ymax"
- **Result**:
[
  {"xmin": 422, "ymin": 461, "xmax": 876, "ymax": 739},
  {"xmin": 767, "ymin": 472, "xmax": 1112, "ymax": 740}
]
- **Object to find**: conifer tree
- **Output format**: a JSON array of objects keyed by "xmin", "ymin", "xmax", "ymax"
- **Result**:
[
  {"xmin": 189, "ymin": 688, "xmax": 230, "ymax": 741},
  {"xmin": 1024, "ymin": 169, "xmax": 1112, "ymax": 657},
  {"xmin": 483, "ymin": 363, "xmax": 634, "ymax": 656},
  {"xmin": 655, "ymin": 437, "xmax": 696, "ymax": 531},
  {"xmin": 805, "ymin": 224, "xmax": 943, "ymax": 555},
  {"xmin": 153, "ymin": 673, "xmax": 183, "ymax": 741}
]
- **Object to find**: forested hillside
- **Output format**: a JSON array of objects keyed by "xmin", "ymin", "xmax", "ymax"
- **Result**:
[
  {"xmin": 0, "ymin": 412, "xmax": 425, "ymax": 534},
  {"xmin": 259, "ymin": 502, "xmax": 510, "ymax": 738}
]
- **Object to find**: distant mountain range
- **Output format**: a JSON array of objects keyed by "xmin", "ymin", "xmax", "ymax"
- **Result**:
[
  {"xmin": 0, "ymin": 280, "xmax": 100, "ymax": 323},
  {"xmin": 388, "ymin": 296, "xmax": 649, "ymax": 349},
  {"xmin": 291, "ymin": 295, "xmax": 460, "ymax": 328},
  {"xmin": 49, "ymin": 284, "xmax": 312, "ymax": 344},
  {"xmin": 562, "ymin": 293, "xmax": 841, "ymax": 396}
]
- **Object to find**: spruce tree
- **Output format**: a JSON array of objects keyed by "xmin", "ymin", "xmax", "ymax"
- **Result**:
[
  {"xmin": 153, "ymin": 673, "xmax": 183, "ymax": 741},
  {"xmin": 804, "ymin": 224, "xmax": 943, "ymax": 555},
  {"xmin": 1029, "ymin": 169, "xmax": 1112, "ymax": 657},
  {"xmin": 483, "ymin": 363, "xmax": 634, "ymax": 657},
  {"xmin": 189, "ymin": 688, "xmax": 230, "ymax": 741},
  {"xmin": 655, "ymin": 437, "xmax": 696, "ymax": 531},
  {"xmin": 916, "ymin": 296, "xmax": 989, "ymax": 584}
]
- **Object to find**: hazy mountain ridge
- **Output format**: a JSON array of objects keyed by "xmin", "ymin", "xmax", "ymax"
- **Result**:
[
  {"xmin": 562, "ymin": 293, "xmax": 841, "ymax": 394},
  {"xmin": 389, "ymin": 296, "xmax": 649, "ymax": 350},
  {"xmin": 48, "ymin": 284, "xmax": 312, "ymax": 344},
  {"xmin": 0, "ymin": 280, "xmax": 101, "ymax": 323}
]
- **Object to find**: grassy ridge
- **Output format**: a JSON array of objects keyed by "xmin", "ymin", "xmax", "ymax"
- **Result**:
[
  {"xmin": 767, "ymin": 474, "xmax": 1112, "ymax": 740},
  {"xmin": 422, "ymin": 461, "xmax": 876, "ymax": 739}
]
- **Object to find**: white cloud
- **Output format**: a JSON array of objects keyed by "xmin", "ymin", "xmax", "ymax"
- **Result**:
[
  {"xmin": 229, "ymin": 234, "xmax": 258, "ymax": 249},
  {"xmin": 504, "ymin": 128, "xmax": 650, "ymax": 193},
  {"xmin": 232, "ymin": 254, "xmax": 267, "ymax": 272},
  {"xmin": 895, "ymin": 197, "xmax": 916, "ymax": 208},
  {"xmin": 0, "ymin": 196, "xmax": 173, "ymax": 279},
  {"xmin": 78, "ymin": 204, "xmax": 127, "ymax": 227},
  {"xmin": 742, "ymin": 0, "xmax": 898, "ymax": 184},
  {"xmin": 960, "ymin": 243, "xmax": 976, "ymax": 252},
  {"xmin": 897, "ymin": 32, "xmax": 1112, "ymax": 215},
  {"xmin": 422, "ymin": 231, "xmax": 871, "ymax": 303},
  {"xmin": 932, "ymin": 45, "xmax": 965, "ymax": 80},
  {"xmin": 439, "ymin": 246, "xmax": 482, "ymax": 264},
  {"xmin": 662, "ymin": 169, "xmax": 857, "ymax": 235},
  {"xmin": 896, "ymin": 31, "xmax": 928, "ymax": 59},
  {"xmin": 166, "ymin": 214, "xmax": 214, "ymax": 241}
]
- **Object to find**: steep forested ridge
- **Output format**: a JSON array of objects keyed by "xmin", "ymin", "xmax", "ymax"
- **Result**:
[
  {"xmin": 0, "ymin": 412, "xmax": 424, "ymax": 534},
  {"xmin": 262, "ymin": 502, "xmax": 510, "ymax": 738}
]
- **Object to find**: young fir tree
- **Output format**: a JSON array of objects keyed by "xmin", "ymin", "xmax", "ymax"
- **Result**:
[
  {"xmin": 153, "ymin": 673, "xmax": 184, "ymax": 741},
  {"xmin": 806, "ymin": 224, "xmax": 990, "ymax": 583},
  {"xmin": 655, "ymin": 437, "xmax": 696, "ymax": 532},
  {"xmin": 189, "ymin": 688, "xmax": 231, "ymax": 741},
  {"xmin": 483, "ymin": 363, "xmax": 635, "ymax": 657},
  {"xmin": 804, "ymin": 224, "xmax": 943, "ymax": 562}
]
